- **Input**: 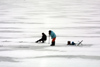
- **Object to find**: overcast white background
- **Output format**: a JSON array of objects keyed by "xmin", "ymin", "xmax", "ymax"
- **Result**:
[{"xmin": 0, "ymin": 0, "xmax": 100, "ymax": 67}]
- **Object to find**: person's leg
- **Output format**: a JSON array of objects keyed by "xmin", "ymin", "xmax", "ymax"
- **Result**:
[
  {"xmin": 36, "ymin": 39, "xmax": 42, "ymax": 43},
  {"xmin": 42, "ymin": 39, "xmax": 47, "ymax": 43},
  {"xmin": 51, "ymin": 38, "xmax": 56, "ymax": 46},
  {"xmin": 42, "ymin": 40, "xmax": 44, "ymax": 43}
]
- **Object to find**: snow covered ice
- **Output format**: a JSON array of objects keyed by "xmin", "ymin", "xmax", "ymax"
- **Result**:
[{"xmin": 0, "ymin": 0, "xmax": 100, "ymax": 67}]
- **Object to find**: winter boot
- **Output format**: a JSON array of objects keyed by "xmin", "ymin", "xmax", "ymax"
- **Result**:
[
  {"xmin": 50, "ymin": 41, "xmax": 55, "ymax": 46},
  {"xmin": 35, "ymin": 41, "xmax": 38, "ymax": 43},
  {"xmin": 53, "ymin": 41, "xmax": 55, "ymax": 46}
]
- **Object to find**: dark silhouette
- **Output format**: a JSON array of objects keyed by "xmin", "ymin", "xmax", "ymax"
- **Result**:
[
  {"xmin": 36, "ymin": 33, "xmax": 47, "ymax": 43},
  {"xmin": 67, "ymin": 41, "xmax": 71, "ymax": 45},
  {"xmin": 67, "ymin": 41, "xmax": 76, "ymax": 45}
]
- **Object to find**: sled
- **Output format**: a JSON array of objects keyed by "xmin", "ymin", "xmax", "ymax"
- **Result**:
[{"xmin": 77, "ymin": 40, "xmax": 83, "ymax": 46}]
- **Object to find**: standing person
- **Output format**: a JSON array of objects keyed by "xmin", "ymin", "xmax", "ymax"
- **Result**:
[
  {"xmin": 36, "ymin": 33, "xmax": 47, "ymax": 43},
  {"xmin": 49, "ymin": 30, "xmax": 56, "ymax": 46}
]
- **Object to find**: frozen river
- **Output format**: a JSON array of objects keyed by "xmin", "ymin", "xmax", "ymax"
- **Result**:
[{"xmin": 0, "ymin": 0, "xmax": 100, "ymax": 67}]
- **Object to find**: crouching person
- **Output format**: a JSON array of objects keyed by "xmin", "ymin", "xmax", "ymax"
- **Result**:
[
  {"xmin": 49, "ymin": 30, "xmax": 56, "ymax": 46},
  {"xmin": 36, "ymin": 33, "xmax": 47, "ymax": 43}
]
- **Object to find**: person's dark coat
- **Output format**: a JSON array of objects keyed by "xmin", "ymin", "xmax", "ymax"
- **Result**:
[{"xmin": 41, "ymin": 33, "xmax": 47, "ymax": 40}]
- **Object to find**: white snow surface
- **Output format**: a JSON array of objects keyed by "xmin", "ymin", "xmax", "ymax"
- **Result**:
[{"xmin": 0, "ymin": 0, "xmax": 100, "ymax": 67}]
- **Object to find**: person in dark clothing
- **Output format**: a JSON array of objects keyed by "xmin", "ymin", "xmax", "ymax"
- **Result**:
[
  {"xmin": 36, "ymin": 33, "xmax": 47, "ymax": 43},
  {"xmin": 49, "ymin": 30, "xmax": 56, "ymax": 46}
]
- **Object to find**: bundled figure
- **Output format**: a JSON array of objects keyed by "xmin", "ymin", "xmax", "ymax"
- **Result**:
[
  {"xmin": 67, "ymin": 41, "xmax": 76, "ymax": 45},
  {"xmin": 67, "ymin": 40, "xmax": 83, "ymax": 46},
  {"xmin": 49, "ymin": 30, "xmax": 56, "ymax": 46},
  {"xmin": 36, "ymin": 33, "xmax": 47, "ymax": 43}
]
